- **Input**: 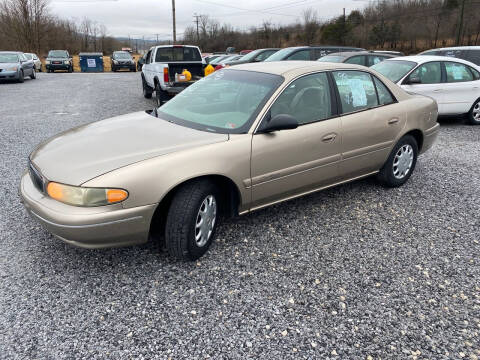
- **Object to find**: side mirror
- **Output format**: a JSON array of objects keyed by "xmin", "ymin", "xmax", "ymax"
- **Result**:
[
  {"xmin": 406, "ymin": 76, "xmax": 421, "ymax": 84},
  {"xmin": 258, "ymin": 114, "xmax": 298, "ymax": 133}
]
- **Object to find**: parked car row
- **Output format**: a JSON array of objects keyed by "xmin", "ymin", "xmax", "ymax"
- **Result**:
[{"xmin": 0, "ymin": 51, "xmax": 36, "ymax": 82}]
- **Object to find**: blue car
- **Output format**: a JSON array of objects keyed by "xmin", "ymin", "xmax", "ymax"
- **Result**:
[{"xmin": 0, "ymin": 51, "xmax": 36, "ymax": 83}]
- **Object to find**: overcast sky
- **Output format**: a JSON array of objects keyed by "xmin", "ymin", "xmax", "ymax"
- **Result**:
[{"xmin": 49, "ymin": 0, "xmax": 369, "ymax": 40}]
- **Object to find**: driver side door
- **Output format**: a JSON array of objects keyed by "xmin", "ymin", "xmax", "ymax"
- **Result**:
[{"xmin": 250, "ymin": 72, "xmax": 342, "ymax": 210}]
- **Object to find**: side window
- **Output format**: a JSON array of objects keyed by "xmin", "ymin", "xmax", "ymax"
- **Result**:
[
  {"xmin": 255, "ymin": 50, "xmax": 275, "ymax": 61},
  {"xmin": 469, "ymin": 66, "xmax": 480, "ymax": 80},
  {"xmin": 332, "ymin": 71, "xmax": 379, "ymax": 113},
  {"xmin": 444, "ymin": 62, "xmax": 474, "ymax": 82},
  {"xmin": 408, "ymin": 62, "xmax": 441, "ymax": 84},
  {"xmin": 368, "ymin": 55, "xmax": 387, "ymax": 66},
  {"xmin": 373, "ymin": 77, "xmax": 395, "ymax": 105},
  {"xmin": 287, "ymin": 50, "xmax": 311, "ymax": 61},
  {"xmin": 345, "ymin": 56, "xmax": 365, "ymax": 66},
  {"xmin": 270, "ymin": 72, "xmax": 332, "ymax": 125},
  {"xmin": 146, "ymin": 50, "xmax": 152, "ymax": 64}
]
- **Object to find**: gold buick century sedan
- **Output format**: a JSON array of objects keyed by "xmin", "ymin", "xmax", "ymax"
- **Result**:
[{"xmin": 20, "ymin": 62, "xmax": 439, "ymax": 260}]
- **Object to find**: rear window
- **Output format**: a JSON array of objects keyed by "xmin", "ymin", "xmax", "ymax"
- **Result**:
[
  {"xmin": 466, "ymin": 50, "xmax": 480, "ymax": 65},
  {"xmin": 155, "ymin": 47, "xmax": 201, "ymax": 62}
]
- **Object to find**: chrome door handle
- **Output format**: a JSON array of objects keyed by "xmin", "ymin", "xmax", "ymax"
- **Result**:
[
  {"xmin": 433, "ymin": 89, "xmax": 443, "ymax": 92},
  {"xmin": 388, "ymin": 118, "xmax": 399, "ymax": 125},
  {"xmin": 322, "ymin": 133, "xmax": 337, "ymax": 142}
]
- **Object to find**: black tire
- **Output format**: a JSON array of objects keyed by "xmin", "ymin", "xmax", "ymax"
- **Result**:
[
  {"xmin": 155, "ymin": 83, "xmax": 170, "ymax": 107},
  {"xmin": 468, "ymin": 98, "xmax": 480, "ymax": 125},
  {"xmin": 68, "ymin": 65, "xmax": 73, "ymax": 73},
  {"xmin": 142, "ymin": 77, "xmax": 153, "ymax": 99},
  {"xmin": 18, "ymin": 70, "xmax": 24, "ymax": 83},
  {"xmin": 165, "ymin": 180, "xmax": 220, "ymax": 261},
  {"xmin": 377, "ymin": 135, "xmax": 418, "ymax": 188},
  {"xmin": 30, "ymin": 69, "xmax": 36, "ymax": 79}
]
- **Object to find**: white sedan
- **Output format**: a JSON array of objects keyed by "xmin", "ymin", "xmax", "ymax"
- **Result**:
[{"xmin": 372, "ymin": 55, "xmax": 480, "ymax": 124}]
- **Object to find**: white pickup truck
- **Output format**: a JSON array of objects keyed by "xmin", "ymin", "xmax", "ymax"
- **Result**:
[{"xmin": 141, "ymin": 45, "xmax": 204, "ymax": 106}]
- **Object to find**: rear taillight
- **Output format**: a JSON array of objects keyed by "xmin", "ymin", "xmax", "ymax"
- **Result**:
[
  {"xmin": 215, "ymin": 64, "xmax": 224, "ymax": 71},
  {"xmin": 163, "ymin": 67, "xmax": 169, "ymax": 83}
]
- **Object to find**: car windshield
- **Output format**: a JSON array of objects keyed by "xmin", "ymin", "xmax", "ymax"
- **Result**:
[
  {"xmin": 371, "ymin": 60, "xmax": 417, "ymax": 83},
  {"xmin": 114, "ymin": 53, "xmax": 132, "ymax": 59},
  {"xmin": 237, "ymin": 49, "xmax": 267, "ymax": 62},
  {"xmin": 0, "ymin": 53, "xmax": 19, "ymax": 63},
  {"xmin": 48, "ymin": 50, "xmax": 68, "ymax": 58},
  {"xmin": 318, "ymin": 55, "xmax": 346, "ymax": 63},
  {"xmin": 157, "ymin": 69, "xmax": 284, "ymax": 134},
  {"xmin": 264, "ymin": 48, "xmax": 299, "ymax": 61},
  {"xmin": 209, "ymin": 56, "xmax": 230, "ymax": 65},
  {"xmin": 24, "ymin": 54, "xmax": 33, "ymax": 60}
]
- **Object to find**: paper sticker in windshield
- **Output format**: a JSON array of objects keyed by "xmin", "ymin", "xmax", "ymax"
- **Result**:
[{"xmin": 347, "ymin": 79, "xmax": 367, "ymax": 107}]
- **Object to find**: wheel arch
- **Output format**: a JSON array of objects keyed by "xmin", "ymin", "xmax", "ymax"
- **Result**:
[
  {"xmin": 149, "ymin": 174, "xmax": 242, "ymax": 243},
  {"xmin": 403, "ymin": 129, "xmax": 424, "ymax": 152}
]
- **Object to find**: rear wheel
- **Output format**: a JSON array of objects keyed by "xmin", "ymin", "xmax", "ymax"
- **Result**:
[
  {"xmin": 142, "ymin": 77, "xmax": 153, "ymax": 99},
  {"xmin": 165, "ymin": 180, "xmax": 220, "ymax": 261},
  {"xmin": 30, "ymin": 69, "xmax": 36, "ymax": 79},
  {"xmin": 155, "ymin": 83, "xmax": 170, "ymax": 107},
  {"xmin": 377, "ymin": 135, "xmax": 418, "ymax": 187},
  {"xmin": 468, "ymin": 99, "xmax": 480, "ymax": 125}
]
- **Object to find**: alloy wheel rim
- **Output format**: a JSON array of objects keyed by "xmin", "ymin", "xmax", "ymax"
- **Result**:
[
  {"xmin": 195, "ymin": 195, "xmax": 217, "ymax": 247},
  {"xmin": 473, "ymin": 102, "xmax": 480, "ymax": 121},
  {"xmin": 393, "ymin": 144, "xmax": 414, "ymax": 179}
]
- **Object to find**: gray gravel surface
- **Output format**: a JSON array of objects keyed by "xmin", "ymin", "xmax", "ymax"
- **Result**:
[{"xmin": 1, "ymin": 73, "xmax": 479, "ymax": 359}]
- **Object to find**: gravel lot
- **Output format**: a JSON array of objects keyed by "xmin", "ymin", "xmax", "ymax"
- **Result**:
[{"xmin": 0, "ymin": 72, "xmax": 479, "ymax": 359}]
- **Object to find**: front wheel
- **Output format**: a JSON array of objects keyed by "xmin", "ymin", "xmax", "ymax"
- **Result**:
[
  {"xmin": 142, "ymin": 77, "xmax": 153, "ymax": 98},
  {"xmin": 30, "ymin": 69, "xmax": 36, "ymax": 79},
  {"xmin": 377, "ymin": 135, "xmax": 418, "ymax": 187},
  {"xmin": 468, "ymin": 99, "xmax": 480, "ymax": 125},
  {"xmin": 17, "ymin": 70, "xmax": 24, "ymax": 83},
  {"xmin": 165, "ymin": 180, "xmax": 219, "ymax": 261},
  {"xmin": 68, "ymin": 66, "xmax": 73, "ymax": 73}
]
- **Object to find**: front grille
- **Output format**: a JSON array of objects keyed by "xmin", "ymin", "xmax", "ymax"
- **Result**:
[{"xmin": 28, "ymin": 161, "xmax": 45, "ymax": 193}]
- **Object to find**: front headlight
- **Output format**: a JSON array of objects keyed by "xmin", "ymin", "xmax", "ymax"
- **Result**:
[
  {"xmin": 47, "ymin": 182, "xmax": 128, "ymax": 207},
  {"xmin": 64, "ymin": 60, "xmax": 69, "ymax": 64},
  {"xmin": 45, "ymin": 60, "xmax": 50, "ymax": 64},
  {"xmin": 113, "ymin": 60, "xmax": 118, "ymax": 64},
  {"xmin": 6, "ymin": 66, "xmax": 18, "ymax": 71}
]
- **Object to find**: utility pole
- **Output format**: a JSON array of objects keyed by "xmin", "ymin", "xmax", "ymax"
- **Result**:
[
  {"xmin": 456, "ymin": 0, "xmax": 467, "ymax": 45},
  {"xmin": 172, "ymin": 0, "xmax": 176, "ymax": 44},
  {"xmin": 193, "ymin": 13, "xmax": 200, "ymax": 42},
  {"xmin": 342, "ymin": 8, "xmax": 346, "ymax": 46}
]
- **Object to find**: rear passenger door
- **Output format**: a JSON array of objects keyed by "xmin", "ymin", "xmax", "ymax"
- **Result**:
[
  {"xmin": 332, "ymin": 70, "xmax": 406, "ymax": 178},
  {"xmin": 441, "ymin": 61, "xmax": 480, "ymax": 114},
  {"xmin": 250, "ymin": 72, "xmax": 341, "ymax": 209}
]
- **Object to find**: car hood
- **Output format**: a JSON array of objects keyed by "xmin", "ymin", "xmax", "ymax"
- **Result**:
[
  {"xmin": 47, "ymin": 57, "xmax": 68, "ymax": 61},
  {"xmin": 0, "ymin": 62, "xmax": 19, "ymax": 69},
  {"xmin": 30, "ymin": 111, "xmax": 229, "ymax": 185}
]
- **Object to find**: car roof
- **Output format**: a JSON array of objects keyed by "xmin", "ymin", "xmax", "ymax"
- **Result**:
[
  {"xmin": 384, "ymin": 55, "xmax": 479, "ymax": 67},
  {"xmin": 0, "ymin": 51, "xmax": 22, "ymax": 54},
  {"xmin": 324, "ymin": 51, "xmax": 396, "ymax": 58},
  {"xmin": 229, "ymin": 61, "xmax": 374, "ymax": 77},
  {"xmin": 424, "ymin": 46, "xmax": 480, "ymax": 51}
]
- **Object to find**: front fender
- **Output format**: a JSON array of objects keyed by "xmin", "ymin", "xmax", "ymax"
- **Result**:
[{"xmin": 82, "ymin": 134, "xmax": 253, "ymax": 213}]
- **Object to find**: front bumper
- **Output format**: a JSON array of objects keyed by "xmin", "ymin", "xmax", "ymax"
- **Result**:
[
  {"xmin": 112, "ymin": 63, "xmax": 135, "ymax": 70},
  {"xmin": 20, "ymin": 172, "xmax": 157, "ymax": 249},
  {"xmin": 0, "ymin": 70, "xmax": 19, "ymax": 80},
  {"xmin": 46, "ymin": 63, "xmax": 70, "ymax": 71}
]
